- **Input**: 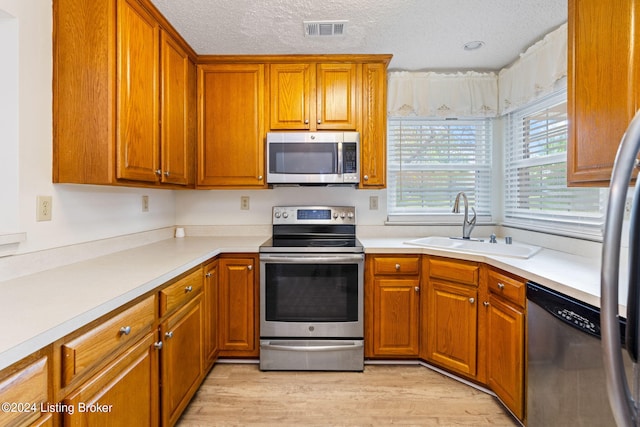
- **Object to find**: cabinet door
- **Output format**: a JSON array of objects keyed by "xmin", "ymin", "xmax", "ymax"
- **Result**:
[
  {"xmin": 116, "ymin": 0, "xmax": 160, "ymax": 183},
  {"xmin": 161, "ymin": 296, "xmax": 204, "ymax": 427},
  {"xmin": 360, "ymin": 62, "xmax": 387, "ymax": 188},
  {"xmin": 203, "ymin": 260, "xmax": 219, "ymax": 368},
  {"xmin": 63, "ymin": 333, "xmax": 159, "ymax": 427},
  {"xmin": 426, "ymin": 281, "xmax": 478, "ymax": 377},
  {"xmin": 316, "ymin": 63, "xmax": 358, "ymax": 130},
  {"xmin": 269, "ymin": 63, "xmax": 312, "ymax": 129},
  {"xmin": 486, "ymin": 294, "xmax": 525, "ymax": 420},
  {"xmin": 568, "ymin": 0, "xmax": 640, "ymax": 185},
  {"xmin": 0, "ymin": 355, "xmax": 50, "ymax": 427},
  {"xmin": 160, "ymin": 30, "xmax": 191, "ymax": 185},
  {"xmin": 197, "ymin": 64, "xmax": 266, "ymax": 188},
  {"xmin": 369, "ymin": 277, "xmax": 420, "ymax": 357},
  {"xmin": 218, "ymin": 256, "xmax": 258, "ymax": 356}
]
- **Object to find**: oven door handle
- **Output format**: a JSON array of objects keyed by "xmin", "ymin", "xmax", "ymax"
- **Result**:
[
  {"xmin": 260, "ymin": 254, "xmax": 364, "ymax": 264},
  {"xmin": 261, "ymin": 341, "xmax": 364, "ymax": 352}
]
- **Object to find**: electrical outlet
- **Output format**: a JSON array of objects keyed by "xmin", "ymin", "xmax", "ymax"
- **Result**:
[
  {"xmin": 36, "ymin": 195, "xmax": 52, "ymax": 221},
  {"xmin": 240, "ymin": 196, "xmax": 250, "ymax": 210},
  {"xmin": 142, "ymin": 195, "xmax": 149, "ymax": 212},
  {"xmin": 369, "ymin": 195, "xmax": 379, "ymax": 210}
]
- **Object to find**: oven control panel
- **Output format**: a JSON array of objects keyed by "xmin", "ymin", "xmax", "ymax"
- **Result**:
[{"xmin": 272, "ymin": 206, "xmax": 355, "ymax": 225}]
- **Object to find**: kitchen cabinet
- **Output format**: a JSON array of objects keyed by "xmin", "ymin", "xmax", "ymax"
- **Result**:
[
  {"xmin": 365, "ymin": 255, "xmax": 421, "ymax": 358},
  {"xmin": 482, "ymin": 267, "xmax": 526, "ymax": 420},
  {"xmin": 160, "ymin": 297, "xmax": 204, "ymax": 427},
  {"xmin": 53, "ymin": 0, "xmax": 196, "ymax": 187},
  {"xmin": 567, "ymin": 0, "xmax": 640, "ymax": 186},
  {"xmin": 159, "ymin": 267, "xmax": 205, "ymax": 426},
  {"xmin": 63, "ymin": 332, "xmax": 159, "ymax": 427},
  {"xmin": 0, "ymin": 349, "xmax": 52, "ymax": 427},
  {"xmin": 359, "ymin": 62, "xmax": 388, "ymax": 188},
  {"xmin": 197, "ymin": 63, "xmax": 266, "ymax": 188},
  {"xmin": 203, "ymin": 259, "xmax": 220, "ymax": 369},
  {"xmin": 269, "ymin": 62, "xmax": 358, "ymax": 131},
  {"xmin": 424, "ymin": 257, "xmax": 480, "ymax": 378},
  {"xmin": 218, "ymin": 255, "xmax": 259, "ymax": 357}
]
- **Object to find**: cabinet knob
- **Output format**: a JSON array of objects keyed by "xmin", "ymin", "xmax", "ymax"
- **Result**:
[
  {"xmin": 205, "ymin": 272, "xmax": 212, "ymax": 278},
  {"xmin": 164, "ymin": 171, "xmax": 170, "ymax": 177},
  {"xmin": 119, "ymin": 326, "xmax": 131, "ymax": 336},
  {"xmin": 414, "ymin": 286, "xmax": 420, "ymax": 293},
  {"xmin": 247, "ymin": 265, "xmax": 253, "ymax": 271},
  {"xmin": 165, "ymin": 331, "xmax": 174, "ymax": 339},
  {"xmin": 469, "ymin": 298, "xmax": 475, "ymax": 304},
  {"xmin": 258, "ymin": 175, "xmax": 263, "ymax": 180},
  {"xmin": 304, "ymin": 119, "xmax": 309, "ymax": 124},
  {"xmin": 483, "ymin": 301, "xmax": 490, "ymax": 307},
  {"xmin": 317, "ymin": 119, "xmax": 322, "ymax": 124},
  {"xmin": 155, "ymin": 169, "xmax": 162, "ymax": 176},
  {"xmin": 185, "ymin": 285, "xmax": 193, "ymax": 292},
  {"xmin": 498, "ymin": 283, "xmax": 505, "ymax": 290},
  {"xmin": 363, "ymin": 175, "xmax": 369, "ymax": 181},
  {"xmin": 395, "ymin": 263, "xmax": 400, "ymax": 271},
  {"xmin": 153, "ymin": 341, "xmax": 163, "ymax": 350}
]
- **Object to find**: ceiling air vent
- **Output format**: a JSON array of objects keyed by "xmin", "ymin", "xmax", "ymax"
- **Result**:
[{"xmin": 304, "ymin": 20, "xmax": 347, "ymax": 37}]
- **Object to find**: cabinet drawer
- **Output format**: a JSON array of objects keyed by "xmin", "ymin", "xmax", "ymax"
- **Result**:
[
  {"xmin": 487, "ymin": 268, "xmax": 526, "ymax": 308},
  {"xmin": 61, "ymin": 295, "xmax": 156, "ymax": 387},
  {"xmin": 0, "ymin": 356, "xmax": 49, "ymax": 427},
  {"xmin": 428, "ymin": 257, "xmax": 479, "ymax": 286},
  {"xmin": 372, "ymin": 256, "xmax": 420, "ymax": 275},
  {"xmin": 160, "ymin": 268, "xmax": 203, "ymax": 316}
]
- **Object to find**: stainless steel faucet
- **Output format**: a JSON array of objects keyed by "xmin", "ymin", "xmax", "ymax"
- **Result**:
[{"xmin": 452, "ymin": 191, "xmax": 477, "ymax": 239}]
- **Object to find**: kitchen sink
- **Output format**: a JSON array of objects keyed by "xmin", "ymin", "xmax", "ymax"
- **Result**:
[{"xmin": 404, "ymin": 236, "xmax": 541, "ymax": 259}]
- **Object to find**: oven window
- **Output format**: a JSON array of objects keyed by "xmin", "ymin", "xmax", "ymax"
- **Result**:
[
  {"xmin": 269, "ymin": 143, "xmax": 337, "ymax": 174},
  {"xmin": 265, "ymin": 263, "xmax": 358, "ymax": 322}
]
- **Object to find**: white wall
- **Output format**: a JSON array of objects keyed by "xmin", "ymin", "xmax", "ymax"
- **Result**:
[{"xmin": 0, "ymin": 0, "xmax": 176, "ymax": 255}]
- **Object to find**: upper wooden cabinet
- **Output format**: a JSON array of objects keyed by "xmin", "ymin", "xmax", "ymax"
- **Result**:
[
  {"xmin": 269, "ymin": 62, "xmax": 358, "ymax": 131},
  {"xmin": 568, "ymin": 0, "xmax": 640, "ymax": 186},
  {"xmin": 360, "ymin": 62, "xmax": 388, "ymax": 188},
  {"xmin": 53, "ymin": 0, "xmax": 196, "ymax": 188},
  {"xmin": 197, "ymin": 63, "xmax": 266, "ymax": 188}
]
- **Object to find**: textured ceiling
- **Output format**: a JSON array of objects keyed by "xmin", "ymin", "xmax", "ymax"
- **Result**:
[{"xmin": 150, "ymin": 0, "xmax": 567, "ymax": 71}]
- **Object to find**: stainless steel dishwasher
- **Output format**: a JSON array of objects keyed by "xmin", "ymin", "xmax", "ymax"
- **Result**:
[{"xmin": 527, "ymin": 281, "xmax": 632, "ymax": 426}]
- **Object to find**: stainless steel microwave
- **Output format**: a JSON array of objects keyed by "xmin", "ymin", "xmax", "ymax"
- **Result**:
[{"xmin": 266, "ymin": 132, "xmax": 360, "ymax": 185}]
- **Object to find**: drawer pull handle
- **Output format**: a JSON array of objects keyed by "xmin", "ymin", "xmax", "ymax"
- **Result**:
[
  {"xmin": 185, "ymin": 285, "xmax": 193, "ymax": 292},
  {"xmin": 395, "ymin": 264, "xmax": 401, "ymax": 271},
  {"xmin": 498, "ymin": 283, "xmax": 505, "ymax": 290},
  {"xmin": 165, "ymin": 331, "xmax": 174, "ymax": 339},
  {"xmin": 119, "ymin": 326, "xmax": 131, "ymax": 336},
  {"xmin": 469, "ymin": 298, "xmax": 475, "ymax": 304}
]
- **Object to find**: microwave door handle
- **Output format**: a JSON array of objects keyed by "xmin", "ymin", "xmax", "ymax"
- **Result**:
[{"xmin": 337, "ymin": 142, "xmax": 343, "ymax": 175}]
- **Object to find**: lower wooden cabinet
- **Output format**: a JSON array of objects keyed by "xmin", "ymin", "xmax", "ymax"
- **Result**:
[
  {"xmin": 218, "ymin": 255, "xmax": 259, "ymax": 357},
  {"xmin": 365, "ymin": 255, "xmax": 421, "ymax": 358},
  {"xmin": 63, "ymin": 332, "xmax": 159, "ymax": 427},
  {"xmin": 0, "ymin": 350, "xmax": 52, "ymax": 427},
  {"xmin": 160, "ymin": 296, "xmax": 204, "ymax": 427},
  {"xmin": 203, "ymin": 259, "xmax": 220, "ymax": 369}
]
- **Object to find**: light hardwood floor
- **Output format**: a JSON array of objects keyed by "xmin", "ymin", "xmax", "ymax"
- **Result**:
[{"xmin": 176, "ymin": 363, "xmax": 519, "ymax": 426}]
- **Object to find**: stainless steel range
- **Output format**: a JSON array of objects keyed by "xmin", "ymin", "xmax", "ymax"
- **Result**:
[{"xmin": 259, "ymin": 206, "xmax": 364, "ymax": 371}]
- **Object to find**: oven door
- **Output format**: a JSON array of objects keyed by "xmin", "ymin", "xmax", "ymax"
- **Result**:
[{"xmin": 259, "ymin": 253, "xmax": 364, "ymax": 338}]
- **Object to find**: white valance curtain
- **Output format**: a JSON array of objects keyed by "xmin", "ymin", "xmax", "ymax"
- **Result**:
[{"xmin": 387, "ymin": 23, "xmax": 567, "ymax": 118}]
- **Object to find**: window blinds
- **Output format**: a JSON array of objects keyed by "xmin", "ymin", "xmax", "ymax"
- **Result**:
[
  {"xmin": 503, "ymin": 91, "xmax": 605, "ymax": 237},
  {"xmin": 387, "ymin": 118, "xmax": 493, "ymax": 222}
]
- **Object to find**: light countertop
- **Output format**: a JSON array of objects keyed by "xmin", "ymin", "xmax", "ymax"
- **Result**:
[{"xmin": 0, "ymin": 234, "xmax": 610, "ymax": 371}]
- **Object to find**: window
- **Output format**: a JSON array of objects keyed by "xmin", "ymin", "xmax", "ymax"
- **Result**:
[
  {"xmin": 503, "ymin": 90, "xmax": 606, "ymax": 238},
  {"xmin": 387, "ymin": 118, "xmax": 493, "ymax": 223}
]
